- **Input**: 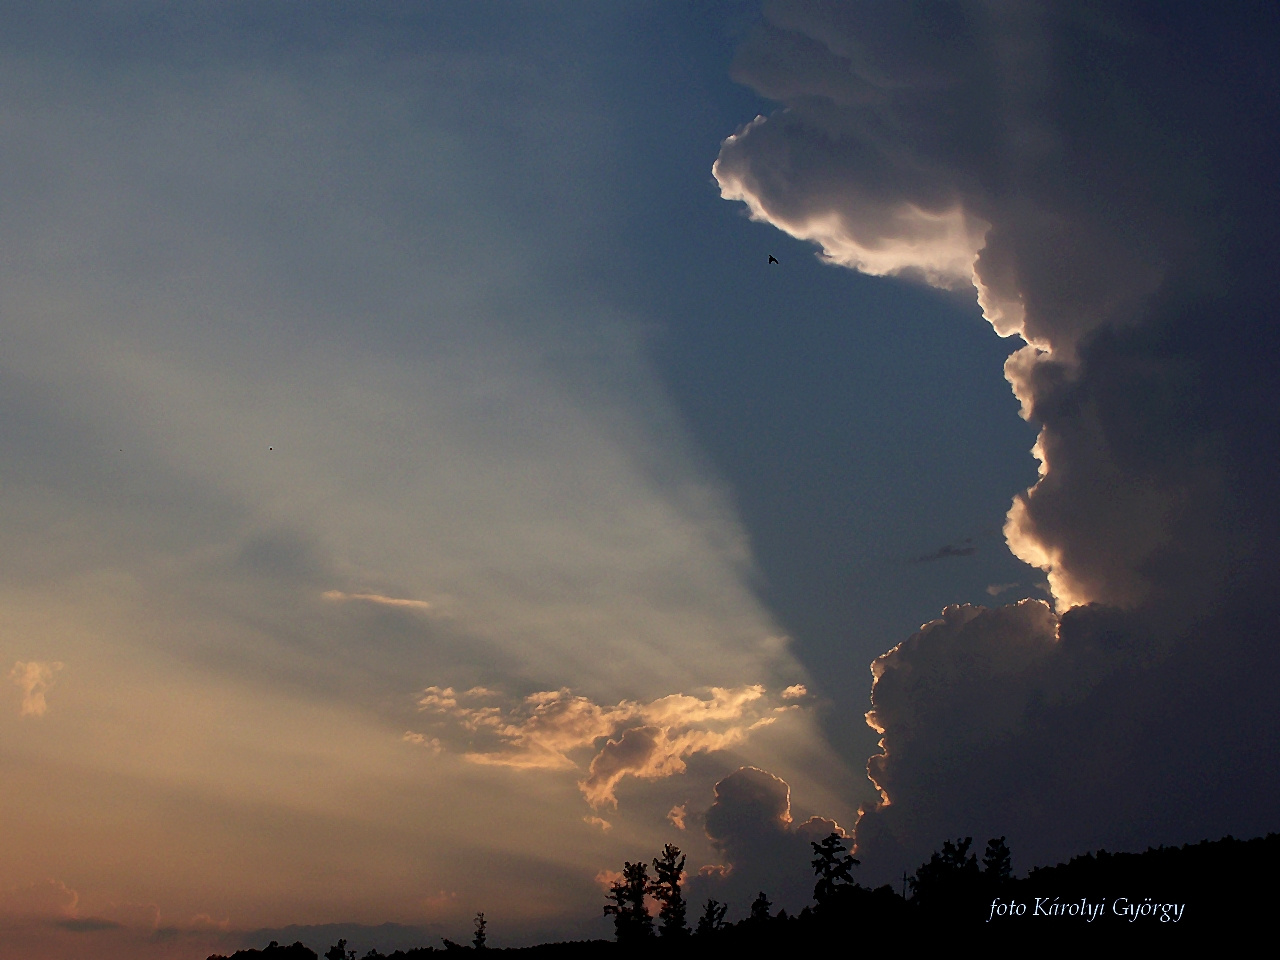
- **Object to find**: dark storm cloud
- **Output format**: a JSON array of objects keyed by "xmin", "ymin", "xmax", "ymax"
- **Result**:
[
  {"xmin": 717, "ymin": 1, "xmax": 1280, "ymax": 881},
  {"xmin": 691, "ymin": 766, "xmax": 841, "ymax": 914}
]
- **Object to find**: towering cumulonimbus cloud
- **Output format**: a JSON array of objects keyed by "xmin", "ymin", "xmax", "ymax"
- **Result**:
[{"xmin": 717, "ymin": 1, "xmax": 1280, "ymax": 880}]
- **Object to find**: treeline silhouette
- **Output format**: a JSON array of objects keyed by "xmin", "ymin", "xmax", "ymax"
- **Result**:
[{"xmin": 209, "ymin": 830, "xmax": 1278, "ymax": 957}]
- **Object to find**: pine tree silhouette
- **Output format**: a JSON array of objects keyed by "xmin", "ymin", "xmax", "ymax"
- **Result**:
[
  {"xmin": 983, "ymin": 837, "xmax": 1012, "ymax": 882},
  {"xmin": 810, "ymin": 831, "xmax": 860, "ymax": 907},
  {"xmin": 603, "ymin": 860, "xmax": 653, "ymax": 943},
  {"xmin": 648, "ymin": 843, "xmax": 689, "ymax": 937},
  {"xmin": 750, "ymin": 891, "xmax": 773, "ymax": 922},
  {"xmin": 910, "ymin": 836, "xmax": 981, "ymax": 921},
  {"xmin": 695, "ymin": 898, "xmax": 728, "ymax": 936}
]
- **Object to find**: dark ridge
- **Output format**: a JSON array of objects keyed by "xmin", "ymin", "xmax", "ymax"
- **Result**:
[{"xmin": 212, "ymin": 831, "xmax": 1279, "ymax": 958}]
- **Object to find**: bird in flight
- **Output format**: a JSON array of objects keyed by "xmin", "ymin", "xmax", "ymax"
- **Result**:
[{"xmin": 768, "ymin": 255, "xmax": 779, "ymax": 264}]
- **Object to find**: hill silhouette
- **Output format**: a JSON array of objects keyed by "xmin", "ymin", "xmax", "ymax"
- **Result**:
[{"xmin": 211, "ymin": 830, "xmax": 1277, "ymax": 957}]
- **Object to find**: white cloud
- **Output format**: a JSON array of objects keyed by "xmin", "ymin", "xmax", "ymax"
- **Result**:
[{"xmin": 715, "ymin": 126, "xmax": 988, "ymax": 289}]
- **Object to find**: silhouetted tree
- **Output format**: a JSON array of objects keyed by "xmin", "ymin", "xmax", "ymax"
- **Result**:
[
  {"xmin": 648, "ymin": 843, "xmax": 689, "ymax": 937},
  {"xmin": 604, "ymin": 860, "xmax": 653, "ymax": 943},
  {"xmin": 983, "ymin": 836, "xmax": 1012, "ymax": 883},
  {"xmin": 695, "ymin": 898, "xmax": 728, "ymax": 936},
  {"xmin": 810, "ymin": 831, "xmax": 859, "ymax": 907},
  {"xmin": 749, "ymin": 891, "xmax": 772, "ymax": 922},
  {"xmin": 472, "ymin": 912, "xmax": 487, "ymax": 950},
  {"xmin": 910, "ymin": 836, "xmax": 981, "ymax": 920},
  {"xmin": 324, "ymin": 941, "xmax": 355, "ymax": 960}
]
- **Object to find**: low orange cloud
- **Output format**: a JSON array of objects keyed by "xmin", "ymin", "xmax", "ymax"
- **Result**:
[
  {"xmin": 185, "ymin": 913, "xmax": 231, "ymax": 932},
  {"xmin": 9, "ymin": 661, "xmax": 64, "ymax": 717},
  {"xmin": 423, "ymin": 889, "xmax": 460, "ymax": 914},
  {"xmin": 593, "ymin": 869, "xmax": 624, "ymax": 892},
  {"xmin": 415, "ymin": 684, "xmax": 788, "ymax": 807},
  {"xmin": 0, "ymin": 879, "xmax": 79, "ymax": 921},
  {"xmin": 99, "ymin": 901, "xmax": 161, "ymax": 930},
  {"xmin": 0, "ymin": 880, "xmax": 181, "ymax": 936}
]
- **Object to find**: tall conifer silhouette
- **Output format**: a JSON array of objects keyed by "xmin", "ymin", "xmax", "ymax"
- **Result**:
[
  {"xmin": 649, "ymin": 843, "xmax": 689, "ymax": 937},
  {"xmin": 695, "ymin": 898, "xmax": 728, "ymax": 936},
  {"xmin": 810, "ymin": 831, "xmax": 859, "ymax": 906},
  {"xmin": 603, "ymin": 861, "xmax": 653, "ymax": 943}
]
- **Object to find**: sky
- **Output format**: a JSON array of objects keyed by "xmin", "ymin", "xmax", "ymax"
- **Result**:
[{"xmin": 2, "ymin": 2, "xmax": 1277, "ymax": 956}]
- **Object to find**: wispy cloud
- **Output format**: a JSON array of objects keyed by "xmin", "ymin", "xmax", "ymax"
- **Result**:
[
  {"xmin": 322, "ymin": 590, "xmax": 432, "ymax": 610},
  {"xmin": 909, "ymin": 540, "xmax": 976, "ymax": 564},
  {"xmin": 10, "ymin": 660, "xmax": 63, "ymax": 717}
]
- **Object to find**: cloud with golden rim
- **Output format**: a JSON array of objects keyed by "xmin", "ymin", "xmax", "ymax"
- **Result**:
[
  {"xmin": 715, "ymin": 0, "xmax": 1280, "ymax": 885},
  {"xmin": 415, "ymin": 683, "xmax": 785, "ymax": 806}
]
